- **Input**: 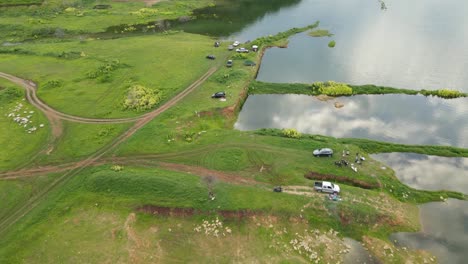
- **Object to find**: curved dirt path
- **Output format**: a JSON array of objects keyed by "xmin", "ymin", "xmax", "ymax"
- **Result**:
[
  {"xmin": 0, "ymin": 71, "xmax": 210, "ymax": 124},
  {"xmin": 0, "ymin": 66, "xmax": 218, "ymax": 235}
]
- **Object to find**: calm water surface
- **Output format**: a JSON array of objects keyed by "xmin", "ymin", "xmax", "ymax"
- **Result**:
[
  {"xmin": 250, "ymin": 0, "xmax": 468, "ymax": 91},
  {"xmin": 372, "ymin": 153, "xmax": 468, "ymax": 193},
  {"xmin": 373, "ymin": 153, "xmax": 468, "ymax": 264},
  {"xmin": 235, "ymin": 94, "xmax": 468, "ymax": 147}
]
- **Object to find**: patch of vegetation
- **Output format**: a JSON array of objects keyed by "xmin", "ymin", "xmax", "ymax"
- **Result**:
[
  {"xmin": 123, "ymin": 84, "xmax": 162, "ymax": 111},
  {"xmin": 251, "ymin": 21, "xmax": 319, "ymax": 47},
  {"xmin": 308, "ymin": 29, "xmax": 333, "ymax": 37},
  {"xmin": 34, "ymin": 121, "xmax": 131, "ymax": 166},
  {"xmin": 0, "ymin": 0, "xmax": 42, "ymax": 6},
  {"xmin": 249, "ymin": 81, "xmax": 467, "ymax": 99},
  {"xmin": 0, "ymin": 79, "xmax": 49, "ymax": 171},
  {"xmin": 312, "ymin": 81, "xmax": 352, "ymax": 96},
  {"xmin": 0, "ymin": 32, "xmax": 228, "ymax": 118},
  {"xmin": 328, "ymin": 40, "xmax": 336, "ymax": 48},
  {"xmin": 420, "ymin": 89, "xmax": 465, "ymax": 98},
  {"xmin": 337, "ymin": 137, "xmax": 468, "ymax": 158},
  {"xmin": 282, "ymin": 128, "xmax": 301, "ymax": 139},
  {"xmin": 0, "ymin": 0, "xmax": 215, "ymax": 42}
]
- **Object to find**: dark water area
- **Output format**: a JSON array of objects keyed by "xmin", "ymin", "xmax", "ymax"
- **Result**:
[
  {"xmin": 372, "ymin": 153, "xmax": 468, "ymax": 193},
  {"xmin": 103, "ymin": 0, "xmax": 301, "ymax": 38},
  {"xmin": 373, "ymin": 153, "xmax": 468, "ymax": 263},
  {"xmin": 391, "ymin": 200, "xmax": 468, "ymax": 264},
  {"xmin": 343, "ymin": 238, "xmax": 378, "ymax": 264},
  {"xmin": 235, "ymin": 94, "xmax": 468, "ymax": 147}
]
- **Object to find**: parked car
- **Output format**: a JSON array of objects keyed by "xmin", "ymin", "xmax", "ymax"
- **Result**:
[
  {"xmin": 273, "ymin": 186, "xmax": 283, "ymax": 192},
  {"xmin": 211, "ymin": 91, "xmax": 226, "ymax": 98},
  {"xmin": 236, "ymin": 47, "xmax": 249, "ymax": 53},
  {"xmin": 233, "ymin": 41, "xmax": 240, "ymax": 47},
  {"xmin": 252, "ymin": 45, "xmax": 259, "ymax": 52},
  {"xmin": 313, "ymin": 148, "xmax": 333, "ymax": 157},
  {"xmin": 228, "ymin": 45, "xmax": 234, "ymax": 51},
  {"xmin": 214, "ymin": 41, "xmax": 220, "ymax": 47},
  {"xmin": 206, "ymin": 55, "xmax": 216, "ymax": 60},
  {"xmin": 314, "ymin": 181, "xmax": 340, "ymax": 193},
  {"xmin": 226, "ymin": 60, "xmax": 233, "ymax": 67}
]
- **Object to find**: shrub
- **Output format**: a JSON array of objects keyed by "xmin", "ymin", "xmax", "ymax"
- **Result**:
[
  {"xmin": 110, "ymin": 165, "xmax": 124, "ymax": 172},
  {"xmin": 282, "ymin": 128, "xmax": 301, "ymax": 139},
  {"xmin": 42, "ymin": 80, "xmax": 62, "ymax": 89},
  {"xmin": 312, "ymin": 81, "xmax": 352, "ymax": 96},
  {"xmin": 231, "ymin": 53, "xmax": 248, "ymax": 60},
  {"xmin": 328, "ymin": 40, "xmax": 336, "ymax": 48},
  {"xmin": 123, "ymin": 85, "xmax": 162, "ymax": 111},
  {"xmin": 420, "ymin": 89, "xmax": 465, "ymax": 99},
  {"xmin": 87, "ymin": 59, "xmax": 122, "ymax": 80}
]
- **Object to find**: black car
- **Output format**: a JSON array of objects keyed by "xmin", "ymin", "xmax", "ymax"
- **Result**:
[
  {"xmin": 206, "ymin": 55, "xmax": 216, "ymax": 60},
  {"xmin": 211, "ymin": 91, "xmax": 226, "ymax": 98},
  {"xmin": 226, "ymin": 60, "xmax": 233, "ymax": 67}
]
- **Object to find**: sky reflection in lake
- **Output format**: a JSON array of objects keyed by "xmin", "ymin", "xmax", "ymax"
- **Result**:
[
  {"xmin": 372, "ymin": 153, "xmax": 468, "ymax": 193},
  {"xmin": 391, "ymin": 200, "xmax": 468, "ymax": 264},
  {"xmin": 235, "ymin": 94, "xmax": 468, "ymax": 147},
  {"xmin": 248, "ymin": 0, "xmax": 468, "ymax": 91}
]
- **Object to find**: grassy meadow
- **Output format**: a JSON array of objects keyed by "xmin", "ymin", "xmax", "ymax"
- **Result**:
[
  {"xmin": 0, "ymin": 32, "xmax": 228, "ymax": 118},
  {"xmin": 0, "ymin": 0, "xmax": 214, "ymax": 42},
  {"xmin": 0, "ymin": 4, "xmax": 465, "ymax": 263},
  {"xmin": 0, "ymin": 79, "xmax": 49, "ymax": 171},
  {"xmin": 0, "ymin": 165, "xmax": 431, "ymax": 263}
]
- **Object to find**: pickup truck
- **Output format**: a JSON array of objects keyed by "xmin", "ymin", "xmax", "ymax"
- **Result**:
[{"xmin": 314, "ymin": 181, "xmax": 340, "ymax": 194}]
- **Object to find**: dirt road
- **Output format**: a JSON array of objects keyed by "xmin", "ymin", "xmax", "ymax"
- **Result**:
[{"xmin": 0, "ymin": 66, "xmax": 218, "ymax": 235}]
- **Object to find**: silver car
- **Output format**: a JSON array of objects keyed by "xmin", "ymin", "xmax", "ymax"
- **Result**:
[{"xmin": 313, "ymin": 148, "xmax": 333, "ymax": 157}]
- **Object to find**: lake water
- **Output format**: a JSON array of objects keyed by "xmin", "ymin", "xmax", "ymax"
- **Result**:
[
  {"xmin": 242, "ymin": 0, "xmax": 468, "ymax": 92},
  {"xmin": 372, "ymin": 153, "xmax": 468, "ymax": 193},
  {"xmin": 235, "ymin": 94, "xmax": 468, "ymax": 147},
  {"xmin": 373, "ymin": 153, "xmax": 468, "ymax": 263},
  {"xmin": 390, "ymin": 200, "xmax": 468, "ymax": 264}
]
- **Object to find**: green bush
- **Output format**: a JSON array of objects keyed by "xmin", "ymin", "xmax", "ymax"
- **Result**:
[
  {"xmin": 328, "ymin": 40, "xmax": 336, "ymax": 48},
  {"xmin": 86, "ymin": 59, "xmax": 122, "ymax": 79},
  {"xmin": 312, "ymin": 81, "xmax": 352, "ymax": 96},
  {"xmin": 282, "ymin": 128, "xmax": 301, "ymax": 139},
  {"xmin": 420, "ymin": 89, "xmax": 465, "ymax": 99},
  {"xmin": 123, "ymin": 85, "xmax": 162, "ymax": 111},
  {"xmin": 231, "ymin": 53, "xmax": 248, "ymax": 60}
]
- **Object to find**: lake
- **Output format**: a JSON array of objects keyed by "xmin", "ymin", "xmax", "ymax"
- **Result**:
[{"xmin": 235, "ymin": 94, "xmax": 468, "ymax": 147}]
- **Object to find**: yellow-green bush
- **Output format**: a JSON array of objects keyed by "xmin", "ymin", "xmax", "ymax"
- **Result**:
[
  {"xmin": 421, "ymin": 89, "xmax": 464, "ymax": 98},
  {"xmin": 123, "ymin": 85, "xmax": 162, "ymax": 111},
  {"xmin": 312, "ymin": 81, "xmax": 352, "ymax": 96},
  {"xmin": 282, "ymin": 128, "xmax": 301, "ymax": 139}
]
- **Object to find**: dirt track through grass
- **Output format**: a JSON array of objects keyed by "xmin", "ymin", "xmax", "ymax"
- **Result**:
[{"xmin": 0, "ymin": 66, "xmax": 218, "ymax": 235}]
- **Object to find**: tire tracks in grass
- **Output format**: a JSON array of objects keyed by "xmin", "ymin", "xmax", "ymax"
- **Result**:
[
  {"xmin": 0, "ymin": 67, "xmax": 218, "ymax": 236},
  {"xmin": 0, "ymin": 142, "xmax": 305, "ymax": 179}
]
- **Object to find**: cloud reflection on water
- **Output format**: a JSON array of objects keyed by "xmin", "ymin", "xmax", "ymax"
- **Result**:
[{"xmin": 235, "ymin": 94, "xmax": 468, "ymax": 147}]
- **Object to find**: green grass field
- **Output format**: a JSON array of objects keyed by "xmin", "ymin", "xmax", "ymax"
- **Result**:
[
  {"xmin": 0, "ymin": 0, "xmax": 213, "ymax": 42},
  {"xmin": 0, "ymin": 165, "xmax": 426, "ymax": 262},
  {"xmin": 0, "ymin": 5, "xmax": 463, "ymax": 263},
  {"xmin": 0, "ymin": 0, "xmax": 42, "ymax": 6},
  {"xmin": 0, "ymin": 32, "xmax": 228, "ymax": 118},
  {"xmin": 0, "ymin": 79, "xmax": 49, "ymax": 171}
]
